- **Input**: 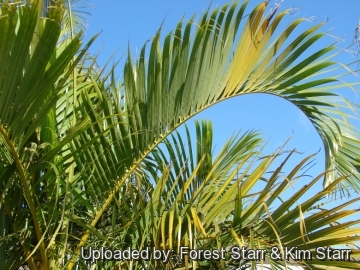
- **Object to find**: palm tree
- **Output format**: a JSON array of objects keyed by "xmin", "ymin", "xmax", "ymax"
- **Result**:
[{"xmin": 0, "ymin": 0, "xmax": 359, "ymax": 269}]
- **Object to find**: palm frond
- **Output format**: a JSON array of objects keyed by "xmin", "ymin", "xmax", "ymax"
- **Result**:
[{"xmin": 81, "ymin": 120, "xmax": 360, "ymax": 269}]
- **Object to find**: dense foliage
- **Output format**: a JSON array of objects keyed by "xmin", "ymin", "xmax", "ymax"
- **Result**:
[{"xmin": 0, "ymin": 0, "xmax": 359, "ymax": 269}]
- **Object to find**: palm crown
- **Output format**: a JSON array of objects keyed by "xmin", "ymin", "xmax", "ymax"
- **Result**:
[{"xmin": 0, "ymin": 0, "xmax": 359, "ymax": 269}]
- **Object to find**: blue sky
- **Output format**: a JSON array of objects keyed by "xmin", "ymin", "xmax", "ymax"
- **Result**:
[{"xmin": 81, "ymin": 0, "xmax": 360, "ymax": 211}]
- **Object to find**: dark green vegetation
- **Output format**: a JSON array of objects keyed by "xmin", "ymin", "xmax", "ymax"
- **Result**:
[{"xmin": 0, "ymin": 0, "xmax": 359, "ymax": 269}]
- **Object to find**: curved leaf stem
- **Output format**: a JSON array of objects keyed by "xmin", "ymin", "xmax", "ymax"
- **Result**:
[{"xmin": 0, "ymin": 125, "xmax": 48, "ymax": 270}]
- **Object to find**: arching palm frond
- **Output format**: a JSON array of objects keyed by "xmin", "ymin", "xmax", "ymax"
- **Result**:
[{"xmin": 117, "ymin": 0, "xmax": 360, "ymax": 193}]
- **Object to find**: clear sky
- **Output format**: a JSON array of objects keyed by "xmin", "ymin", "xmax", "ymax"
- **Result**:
[{"xmin": 81, "ymin": 0, "xmax": 360, "ymax": 212}]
